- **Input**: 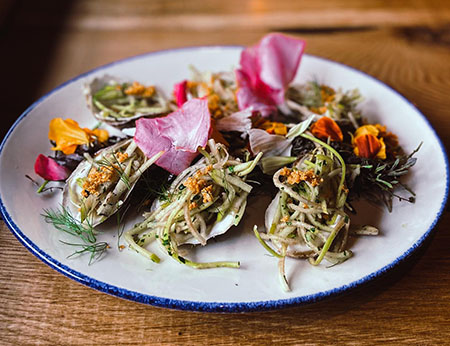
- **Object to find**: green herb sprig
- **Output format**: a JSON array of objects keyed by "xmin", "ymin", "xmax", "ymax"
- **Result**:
[
  {"xmin": 350, "ymin": 143, "xmax": 421, "ymax": 211},
  {"xmin": 42, "ymin": 206, "xmax": 107, "ymax": 264},
  {"xmin": 96, "ymin": 155, "xmax": 131, "ymax": 190}
]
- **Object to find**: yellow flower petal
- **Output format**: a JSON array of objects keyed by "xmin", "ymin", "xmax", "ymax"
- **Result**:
[
  {"xmin": 376, "ymin": 137, "xmax": 386, "ymax": 159},
  {"xmin": 48, "ymin": 118, "xmax": 109, "ymax": 155},
  {"xmin": 354, "ymin": 124, "xmax": 379, "ymax": 138},
  {"xmin": 49, "ymin": 118, "xmax": 90, "ymax": 155},
  {"xmin": 84, "ymin": 128, "xmax": 109, "ymax": 143}
]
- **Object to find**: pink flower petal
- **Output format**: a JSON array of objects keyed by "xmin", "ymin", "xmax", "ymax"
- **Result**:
[
  {"xmin": 235, "ymin": 70, "xmax": 277, "ymax": 117},
  {"xmin": 34, "ymin": 154, "xmax": 69, "ymax": 181},
  {"xmin": 236, "ymin": 33, "xmax": 305, "ymax": 114},
  {"xmin": 173, "ymin": 80, "xmax": 188, "ymax": 107},
  {"xmin": 134, "ymin": 98, "xmax": 211, "ymax": 175},
  {"xmin": 258, "ymin": 33, "xmax": 305, "ymax": 90}
]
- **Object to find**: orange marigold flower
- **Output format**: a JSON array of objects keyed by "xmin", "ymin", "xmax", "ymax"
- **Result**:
[
  {"xmin": 352, "ymin": 125, "xmax": 386, "ymax": 159},
  {"xmin": 49, "ymin": 118, "xmax": 109, "ymax": 155},
  {"xmin": 311, "ymin": 117, "xmax": 343, "ymax": 142}
]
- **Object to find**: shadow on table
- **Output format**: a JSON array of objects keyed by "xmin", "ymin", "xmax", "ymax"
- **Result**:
[{"xmin": 0, "ymin": 0, "xmax": 75, "ymax": 141}]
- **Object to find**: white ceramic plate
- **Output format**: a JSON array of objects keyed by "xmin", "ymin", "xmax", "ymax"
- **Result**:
[{"xmin": 0, "ymin": 46, "xmax": 448, "ymax": 312}]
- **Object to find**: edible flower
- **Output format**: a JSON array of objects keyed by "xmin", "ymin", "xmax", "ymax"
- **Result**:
[
  {"xmin": 352, "ymin": 124, "xmax": 386, "ymax": 159},
  {"xmin": 34, "ymin": 154, "xmax": 69, "ymax": 181},
  {"xmin": 235, "ymin": 33, "xmax": 306, "ymax": 116},
  {"xmin": 173, "ymin": 80, "xmax": 188, "ymax": 107},
  {"xmin": 134, "ymin": 98, "xmax": 211, "ymax": 175},
  {"xmin": 49, "ymin": 118, "xmax": 108, "ymax": 155},
  {"xmin": 310, "ymin": 117, "xmax": 343, "ymax": 142}
]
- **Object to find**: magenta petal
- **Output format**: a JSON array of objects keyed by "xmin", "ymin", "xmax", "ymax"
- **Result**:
[
  {"xmin": 236, "ymin": 69, "xmax": 279, "ymax": 115},
  {"xmin": 134, "ymin": 98, "xmax": 211, "ymax": 175},
  {"xmin": 236, "ymin": 33, "xmax": 305, "ymax": 112},
  {"xmin": 173, "ymin": 80, "xmax": 188, "ymax": 107},
  {"xmin": 258, "ymin": 33, "xmax": 305, "ymax": 90},
  {"xmin": 34, "ymin": 154, "xmax": 69, "ymax": 181}
]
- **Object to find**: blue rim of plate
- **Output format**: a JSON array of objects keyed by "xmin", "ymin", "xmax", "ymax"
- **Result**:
[{"xmin": 0, "ymin": 46, "xmax": 448, "ymax": 312}]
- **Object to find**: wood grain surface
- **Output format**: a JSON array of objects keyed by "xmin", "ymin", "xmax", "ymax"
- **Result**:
[{"xmin": 1, "ymin": 1, "xmax": 449, "ymax": 345}]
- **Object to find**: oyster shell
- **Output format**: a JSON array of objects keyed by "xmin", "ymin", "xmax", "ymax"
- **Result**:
[
  {"xmin": 63, "ymin": 138, "xmax": 163, "ymax": 226},
  {"xmin": 85, "ymin": 75, "xmax": 170, "ymax": 127},
  {"xmin": 143, "ymin": 140, "xmax": 262, "ymax": 247}
]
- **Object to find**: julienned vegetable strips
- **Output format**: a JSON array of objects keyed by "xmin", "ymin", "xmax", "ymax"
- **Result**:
[
  {"xmin": 125, "ymin": 139, "xmax": 262, "ymax": 269},
  {"xmin": 255, "ymin": 133, "xmax": 354, "ymax": 291},
  {"xmin": 32, "ymin": 33, "xmax": 418, "ymax": 291}
]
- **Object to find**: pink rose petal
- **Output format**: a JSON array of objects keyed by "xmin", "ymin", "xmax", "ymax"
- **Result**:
[
  {"xmin": 134, "ymin": 98, "xmax": 211, "ymax": 175},
  {"xmin": 258, "ymin": 33, "xmax": 305, "ymax": 89},
  {"xmin": 236, "ymin": 33, "xmax": 306, "ymax": 114},
  {"xmin": 34, "ymin": 154, "xmax": 69, "ymax": 181}
]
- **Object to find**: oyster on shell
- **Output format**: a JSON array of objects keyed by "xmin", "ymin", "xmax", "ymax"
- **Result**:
[
  {"xmin": 85, "ymin": 75, "xmax": 171, "ymax": 127},
  {"xmin": 63, "ymin": 138, "xmax": 163, "ymax": 227},
  {"xmin": 125, "ymin": 139, "xmax": 263, "ymax": 266}
]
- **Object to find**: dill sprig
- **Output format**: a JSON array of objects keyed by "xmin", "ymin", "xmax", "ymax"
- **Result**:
[
  {"xmin": 42, "ymin": 206, "xmax": 108, "ymax": 263},
  {"xmin": 60, "ymin": 241, "xmax": 108, "ymax": 265},
  {"xmin": 42, "ymin": 206, "xmax": 97, "ymax": 243}
]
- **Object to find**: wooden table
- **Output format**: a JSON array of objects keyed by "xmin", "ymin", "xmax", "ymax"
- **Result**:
[{"xmin": 1, "ymin": 1, "xmax": 449, "ymax": 344}]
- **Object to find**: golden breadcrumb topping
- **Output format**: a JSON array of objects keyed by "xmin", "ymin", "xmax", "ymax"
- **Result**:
[
  {"xmin": 280, "ymin": 167, "xmax": 323, "ymax": 187},
  {"xmin": 115, "ymin": 152, "xmax": 129, "ymax": 163},
  {"xmin": 124, "ymin": 81, "xmax": 155, "ymax": 97},
  {"xmin": 82, "ymin": 166, "xmax": 115, "ymax": 197},
  {"xmin": 183, "ymin": 176, "xmax": 207, "ymax": 195}
]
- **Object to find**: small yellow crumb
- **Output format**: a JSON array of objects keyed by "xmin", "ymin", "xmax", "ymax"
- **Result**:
[
  {"xmin": 279, "ymin": 167, "xmax": 291, "ymax": 177},
  {"xmin": 201, "ymin": 185, "xmax": 213, "ymax": 203},
  {"xmin": 194, "ymin": 165, "xmax": 213, "ymax": 179},
  {"xmin": 115, "ymin": 152, "xmax": 129, "ymax": 163},
  {"xmin": 281, "ymin": 216, "xmax": 289, "ymax": 223}
]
